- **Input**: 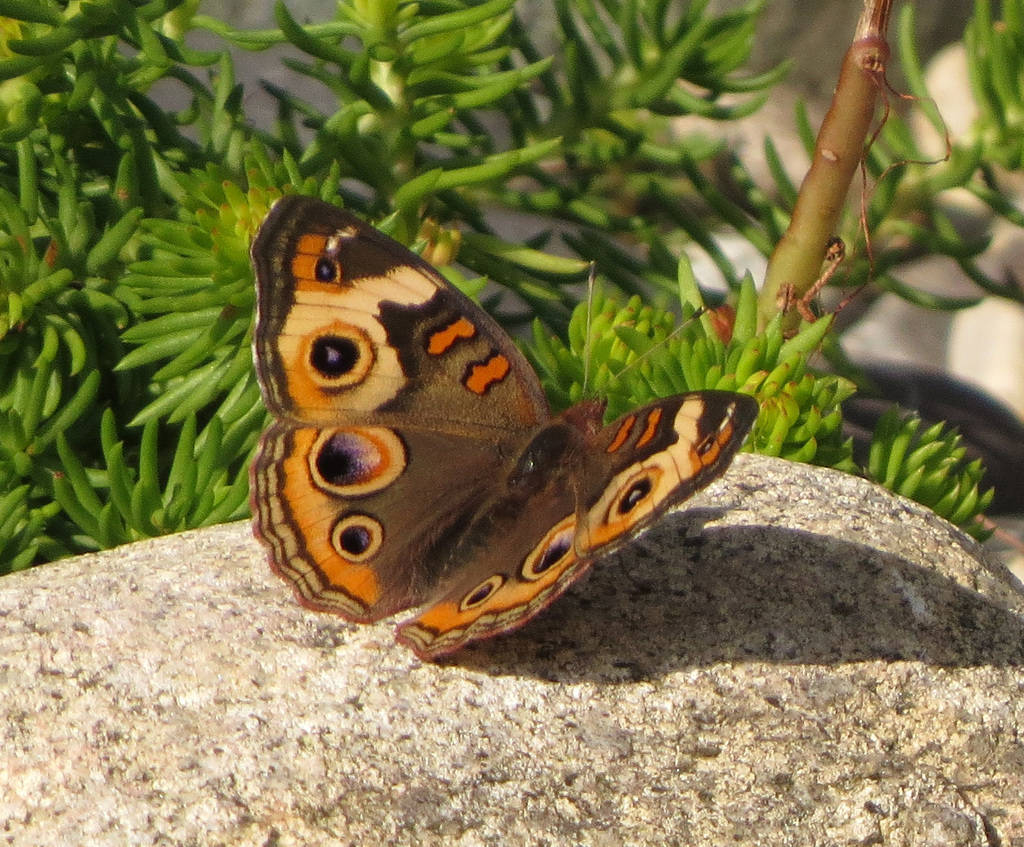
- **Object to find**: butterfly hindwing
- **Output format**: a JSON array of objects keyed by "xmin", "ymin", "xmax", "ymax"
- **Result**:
[
  {"xmin": 251, "ymin": 419, "xmax": 511, "ymax": 622},
  {"xmin": 396, "ymin": 487, "xmax": 584, "ymax": 659}
]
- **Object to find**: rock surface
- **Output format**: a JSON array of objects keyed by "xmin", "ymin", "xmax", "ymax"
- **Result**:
[{"xmin": 2, "ymin": 455, "xmax": 1023, "ymax": 846}]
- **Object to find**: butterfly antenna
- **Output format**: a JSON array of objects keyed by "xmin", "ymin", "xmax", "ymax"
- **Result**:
[
  {"xmin": 582, "ymin": 262, "xmax": 597, "ymax": 396},
  {"xmin": 608, "ymin": 304, "xmax": 709, "ymax": 388}
]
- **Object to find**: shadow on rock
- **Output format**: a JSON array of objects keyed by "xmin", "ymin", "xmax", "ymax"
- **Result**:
[{"xmin": 450, "ymin": 510, "xmax": 1024, "ymax": 681}]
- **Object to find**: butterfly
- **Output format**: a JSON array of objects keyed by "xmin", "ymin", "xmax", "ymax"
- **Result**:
[{"xmin": 249, "ymin": 195, "xmax": 758, "ymax": 659}]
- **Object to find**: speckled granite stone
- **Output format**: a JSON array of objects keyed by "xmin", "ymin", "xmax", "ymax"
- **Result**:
[{"xmin": 2, "ymin": 455, "xmax": 1022, "ymax": 846}]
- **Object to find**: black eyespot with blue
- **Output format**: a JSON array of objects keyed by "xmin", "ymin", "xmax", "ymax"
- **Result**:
[{"xmin": 311, "ymin": 335, "xmax": 360, "ymax": 380}]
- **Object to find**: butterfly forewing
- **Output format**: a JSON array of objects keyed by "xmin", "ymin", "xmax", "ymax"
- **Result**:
[
  {"xmin": 250, "ymin": 195, "xmax": 550, "ymax": 433},
  {"xmin": 573, "ymin": 392, "xmax": 759, "ymax": 556}
]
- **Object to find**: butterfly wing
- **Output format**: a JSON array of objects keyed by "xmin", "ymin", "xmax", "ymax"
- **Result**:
[
  {"xmin": 251, "ymin": 421, "xmax": 510, "ymax": 622},
  {"xmin": 395, "ymin": 428, "xmax": 585, "ymax": 658},
  {"xmin": 251, "ymin": 195, "xmax": 550, "ymax": 433},
  {"xmin": 573, "ymin": 391, "xmax": 759, "ymax": 556},
  {"xmin": 395, "ymin": 503, "xmax": 586, "ymax": 659}
]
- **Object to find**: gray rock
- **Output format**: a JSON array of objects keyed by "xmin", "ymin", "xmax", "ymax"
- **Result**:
[{"xmin": 2, "ymin": 455, "xmax": 1023, "ymax": 845}]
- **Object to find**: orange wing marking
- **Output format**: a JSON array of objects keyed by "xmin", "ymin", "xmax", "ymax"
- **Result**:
[
  {"xmin": 427, "ymin": 317, "xmax": 477, "ymax": 355},
  {"xmin": 291, "ymin": 234, "xmax": 330, "ymax": 289},
  {"xmin": 635, "ymin": 408, "xmax": 663, "ymax": 449},
  {"xmin": 605, "ymin": 415, "xmax": 636, "ymax": 454},
  {"xmin": 464, "ymin": 353, "xmax": 511, "ymax": 395}
]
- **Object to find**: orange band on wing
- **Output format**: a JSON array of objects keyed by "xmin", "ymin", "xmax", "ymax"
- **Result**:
[
  {"xmin": 697, "ymin": 419, "xmax": 734, "ymax": 462},
  {"xmin": 427, "ymin": 317, "xmax": 477, "ymax": 355},
  {"xmin": 276, "ymin": 429, "xmax": 384, "ymax": 612},
  {"xmin": 291, "ymin": 234, "xmax": 330, "ymax": 288},
  {"xmin": 464, "ymin": 353, "xmax": 510, "ymax": 395},
  {"xmin": 635, "ymin": 407, "xmax": 663, "ymax": 449},
  {"xmin": 605, "ymin": 415, "xmax": 636, "ymax": 454}
]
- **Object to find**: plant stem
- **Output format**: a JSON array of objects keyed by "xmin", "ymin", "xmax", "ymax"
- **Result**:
[{"xmin": 758, "ymin": 0, "xmax": 893, "ymax": 330}]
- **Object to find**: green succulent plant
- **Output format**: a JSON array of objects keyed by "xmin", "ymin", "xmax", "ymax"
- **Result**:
[{"xmin": 0, "ymin": 0, "xmax": 1013, "ymax": 571}]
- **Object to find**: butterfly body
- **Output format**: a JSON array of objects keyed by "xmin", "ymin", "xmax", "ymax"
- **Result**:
[{"xmin": 250, "ymin": 195, "xmax": 758, "ymax": 658}]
